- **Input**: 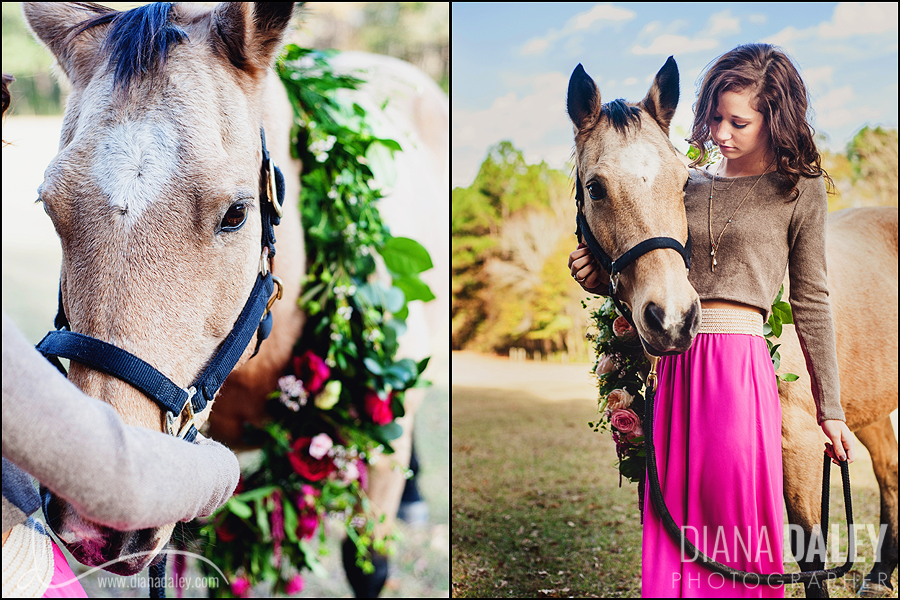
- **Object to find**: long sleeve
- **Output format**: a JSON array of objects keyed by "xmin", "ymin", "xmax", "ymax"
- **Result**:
[
  {"xmin": 786, "ymin": 180, "xmax": 845, "ymax": 424},
  {"xmin": 2, "ymin": 311, "xmax": 240, "ymax": 530}
]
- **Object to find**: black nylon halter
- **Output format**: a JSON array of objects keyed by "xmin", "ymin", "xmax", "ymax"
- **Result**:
[
  {"xmin": 35, "ymin": 127, "xmax": 285, "ymax": 444},
  {"xmin": 574, "ymin": 173, "xmax": 692, "ymax": 356}
]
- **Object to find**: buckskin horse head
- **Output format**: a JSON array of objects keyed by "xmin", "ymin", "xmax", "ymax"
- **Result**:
[
  {"xmin": 23, "ymin": 2, "xmax": 304, "ymax": 575},
  {"xmin": 568, "ymin": 57, "xmax": 700, "ymax": 354}
]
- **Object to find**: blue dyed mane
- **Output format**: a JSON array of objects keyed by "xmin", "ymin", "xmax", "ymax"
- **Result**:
[
  {"xmin": 72, "ymin": 2, "xmax": 187, "ymax": 90},
  {"xmin": 602, "ymin": 99, "xmax": 642, "ymax": 135}
]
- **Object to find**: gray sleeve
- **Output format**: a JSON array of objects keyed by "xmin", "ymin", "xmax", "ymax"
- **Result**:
[{"xmin": 2, "ymin": 312, "xmax": 240, "ymax": 530}]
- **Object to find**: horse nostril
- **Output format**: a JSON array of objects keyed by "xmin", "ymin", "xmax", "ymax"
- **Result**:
[{"xmin": 644, "ymin": 302, "xmax": 666, "ymax": 332}]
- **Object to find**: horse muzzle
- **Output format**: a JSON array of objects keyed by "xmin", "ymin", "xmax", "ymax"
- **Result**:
[{"xmin": 41, "ymin": 485, "xmax": 167, "ymax": 575}]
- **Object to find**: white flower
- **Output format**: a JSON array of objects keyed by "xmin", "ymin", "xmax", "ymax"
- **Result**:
[{"xmin": 308, "ymin": 433, "xmax": 333, "ymax": 460}]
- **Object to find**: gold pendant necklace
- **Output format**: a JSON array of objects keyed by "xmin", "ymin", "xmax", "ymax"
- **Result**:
[{"xmin": 708, "ymin": 158, "xmax": 775, "ymax": 272}]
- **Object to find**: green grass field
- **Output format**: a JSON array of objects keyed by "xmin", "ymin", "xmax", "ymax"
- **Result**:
[{"xmin": 452, "ymin": 352, "xmax": 897, "ymax": 598}]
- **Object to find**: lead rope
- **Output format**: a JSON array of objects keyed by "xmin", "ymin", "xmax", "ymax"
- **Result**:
[
  {"xmin": 149, "ymin": 552, "xmax": 166, "ymax": 598},
  {"xmin": 643, "ymin": 355, "xmax": 855, "ymax": 586}
]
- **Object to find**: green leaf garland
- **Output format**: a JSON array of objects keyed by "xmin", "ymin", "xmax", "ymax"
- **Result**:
[{"xmin": 188, "ymin": 45, "xmax": 436, "ymax": 596}]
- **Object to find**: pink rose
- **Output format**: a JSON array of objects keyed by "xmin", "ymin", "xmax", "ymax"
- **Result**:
[
  {"xmin": 364, "ymin": 389, "xmax": 394, "ymax": 425},
  {"xmin": 595, "ymin": 354, "xmax": 616, "ymax": 377},
  {"xmin": 288, "ymin": 437, "xmax": 336, "ymax": 482},
  {"xmin": 613, "ymin": 315, "xmax": 637, "ymax": 340},
  {"xmin": 293, "ymin": 351, "xmax": 330, "ymax": 393},
  {"xmin": 606, "ymin": 388, "xmax": 633, "ymax": 411},
  {"xmin": 610, "ymin": 408, "xmax": 641, "ymax": 436}
]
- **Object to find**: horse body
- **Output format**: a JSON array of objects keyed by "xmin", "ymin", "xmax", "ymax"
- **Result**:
[{"xmin": 778, "ymin": 207, "xmax": 898, "ymax": 593}]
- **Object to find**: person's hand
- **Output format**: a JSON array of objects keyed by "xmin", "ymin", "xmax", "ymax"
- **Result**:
[
  {"xmin": 568, "ymin": 243, "xmax": 611, "ymax": 294},
  {"xmin": 821, "ymin": 419, "xmax": 855, "ymax": 465}
]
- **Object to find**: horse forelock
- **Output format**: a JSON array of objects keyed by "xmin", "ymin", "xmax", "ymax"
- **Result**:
[
  {"xmin": 602, "ymin": 99, "xmax": 642, "ymax": 136},
  {"xmin": 69, "ymin": 2, "xmax": 188, "ymax": 93}
]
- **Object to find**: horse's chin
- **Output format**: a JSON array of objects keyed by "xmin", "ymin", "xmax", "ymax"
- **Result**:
[
  {"xmin": 41, "ymin": 485, "xmax": 168, "ymax": 575},
  {"xmin": 639, "ymin": 333, "xmax": 694, "ymax": 357}
]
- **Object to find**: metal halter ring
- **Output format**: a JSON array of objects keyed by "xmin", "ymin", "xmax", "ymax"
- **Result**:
[
  {"xmin": 267, "ymin": 159, "xmax": 283, "ymax": 218},
  {"xmin": 165, "ymin": 386, "xmax": 198, "ymax": 439},
  {"xmin": 265, "ymin": 275, "xmax": 284, "ymax": 319}
]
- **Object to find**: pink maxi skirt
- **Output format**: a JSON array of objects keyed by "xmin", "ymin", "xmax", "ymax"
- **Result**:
[{"xmin": 641, "ymin": 331, "xmax": 785, "ymax": 598}]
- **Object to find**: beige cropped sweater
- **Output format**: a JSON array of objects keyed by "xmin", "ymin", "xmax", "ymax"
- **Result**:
[
  {"xmin": 686, "ymin": 167, "xmax": 843, "ymax": 424},
  {"xmin": 584, "ymin": 166, "xmax": 844, "ymax": 424}
]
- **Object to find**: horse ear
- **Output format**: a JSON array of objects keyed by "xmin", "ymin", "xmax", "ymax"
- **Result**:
[
  {"xmin": 640, "ymin": 55, "xmax": 679, "ymax": 137},
  {"xmin": 212, "ymin": 2, "xmax": 295, "ymax": 77},
  {"xmin": 21, "ymin": 2, "xmax": 110, "ymax": 88},
  {"xmin": 567, "ymin": 64, "xmax": 601, "ymax": 131}
]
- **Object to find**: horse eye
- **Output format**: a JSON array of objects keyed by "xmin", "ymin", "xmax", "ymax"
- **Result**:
[
  {"xmin": 587, "ymin": 182, "xmax": 605, "ymax": 200},
  {"xmin": 221, "ymin": 202, "xmax": 248, "ymax": 231}
]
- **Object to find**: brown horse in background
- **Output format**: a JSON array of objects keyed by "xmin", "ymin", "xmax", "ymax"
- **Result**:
[{"xmin": 778, "ymin": 206, "xmax": 898, "ymax": 596}]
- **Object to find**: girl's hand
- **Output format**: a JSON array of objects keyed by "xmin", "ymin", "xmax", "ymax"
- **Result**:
[
  {"xmin": 821, "ymin": 419, "xmax": 855, "ymax": 465},
  {"xmin": 568, "ymin": 243, "xmax": 611, "ymax": 295}
]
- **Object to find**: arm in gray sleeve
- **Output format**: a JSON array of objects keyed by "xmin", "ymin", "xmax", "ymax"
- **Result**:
[{"xmin": 2, "ymin": 312, "xmax": 240, "ymax": 530}]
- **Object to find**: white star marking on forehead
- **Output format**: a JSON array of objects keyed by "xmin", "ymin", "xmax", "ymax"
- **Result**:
[
  {"xmin": 92, "ymin": 119, "xmax": 177, "ymax": 223},
  {"xmin": 616, "ymin": 141, "xmax": 661, "ymax": 189}
]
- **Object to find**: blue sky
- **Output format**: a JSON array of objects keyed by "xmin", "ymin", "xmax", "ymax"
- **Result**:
[{"xmin": 452, "ymin": 2, "xmax": 899, "ymax": 188}]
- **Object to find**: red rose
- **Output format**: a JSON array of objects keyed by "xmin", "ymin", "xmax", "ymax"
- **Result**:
[
  {"xmin": 293, "ymin": 351, "xmax": 330, "ymax": 394},
  {"xmin": 288, "ymin": 437, "xmax": 336, "ymax": 482},
  {"xmin": 364, "ymin": 389, "xmax": 394, "ymax": 425}
]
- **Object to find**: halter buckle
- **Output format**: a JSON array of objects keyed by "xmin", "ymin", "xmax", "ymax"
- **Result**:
[
  {"xmin": 610, "ymin": 272, "xmax": 620, "ymax": 295},
  {"xmin": 165, "ymin": 386, "xmax": 198, "ymax": 439},
  {"xmin": 267, "ymin": 159, "xmax": 283, "ymax": 219},
  {"xmin": 264, "ymin": 275, "xmax": 284, "ymax": 319}
]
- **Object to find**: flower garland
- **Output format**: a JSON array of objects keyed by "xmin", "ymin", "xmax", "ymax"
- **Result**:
[
  {"xmin": 587, "ymin": 285, "xmax": 796, "ymax": 513},
  {"xmin": 188, "ymin": 45, "xmax": 434, "ymax": 597}
]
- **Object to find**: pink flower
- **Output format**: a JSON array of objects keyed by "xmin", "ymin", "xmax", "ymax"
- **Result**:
[
  {"xmin": 296, "ymin": 506, "xmax": 320, "ymax": 540},
  {"xmin": 286, "ymin": 574, "xmax": 305, "ymax": 595},
  {"xmin": 613, "ymin": 315, "xmax": 637, "ymax": 340},
  {"xmin": 270, "ymin": 490, "xmax": 284, "ymax": 564},
  {"xmin": 231, "ymin": 576, "xmax": 251, "ymax": 597},
  {"xmin": 610, "ymin": 408, "xmax": 642, "ymax": 440},
  {"xmin": 364, "ymin": 389, "xmax": 394, "ymax": 425},
  {"xmin": 288, "ymin": 437, "xmax": 336, "ymax": 482},
  {"xmin": 595, "ymin": 354, "xmax": 616, "ymax": 377},
  {"xmin": 308, "ymin": 433, "xmax": 333, "ymax": 460},
  {"xmin": 606, "ymin": 389, "xmax": 633, "ymax": 411},
  {"xmin": 293, "ymin": 351, "xmax": 330, "ymax": 393}
]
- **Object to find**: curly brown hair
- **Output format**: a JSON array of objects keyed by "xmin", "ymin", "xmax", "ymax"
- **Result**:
[{"xmin": 687, "ymin": 43, "xmax": 832, "ymax": 200}]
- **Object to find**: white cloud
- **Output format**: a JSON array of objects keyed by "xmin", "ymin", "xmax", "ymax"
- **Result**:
[
  {"xmin": 452, "ymin": 72, "xmax": 572, "ymax": 188},
  {"xmin": 706, "ymin": 11, "xmax": 741, "ymax": 37},
  {"xmin": 519, "ymin": 4, "xmax": 636, "ymax": 57},
  {"xmin": 818, "ymin": 2, "xmax": 898, "ymax": 38},
  {"xmin": 632, "ymin": 34, "xmax": 718, "ymax": 56}
]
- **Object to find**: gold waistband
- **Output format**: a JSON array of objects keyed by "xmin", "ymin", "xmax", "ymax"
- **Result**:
[{"xmin": 698, "ymin": 308, "xmax": 764, "ymax": 337}]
